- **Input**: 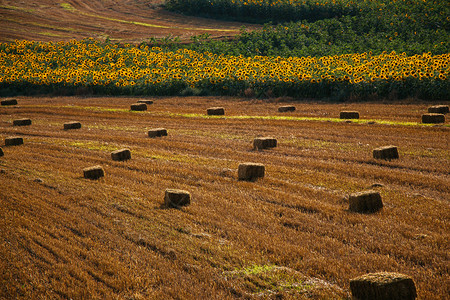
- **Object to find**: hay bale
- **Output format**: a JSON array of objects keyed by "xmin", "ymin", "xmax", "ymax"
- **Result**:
[
  {"xmin": 253, "ymin": 137, "xmax": 277, "ymax": 150},
  {"xmin": 207, "ymin": 107, "xmax": 225, "ymax": 115},
  {"xmin": 422, "ymin": 113, "xmax": 445, "ymax": 124},
  {"xmin": 0, "ymin": 147, "xmax": 3, "ymax": 157},
  {"xmin": 164, "ymin": 189, "xmax": 191, "ymax": 208},
  {"xmin": 1, "ymin": 99, "xmax": 17, "ymax": 106},
  {"xmin": 137, "ymin": 99, "xmax": 154, "ymax": 105},
  {"xmin": 278, "ymin": 105, "xmax": 296, "ymax": 112},
  {"xmin": 238, "ymin": 163, "xmax": 265, "ymax": 181},
  {"xmin": 64, "ymin": 121, "xmax": 81, "ymax": 130},
  {"xmin": 148, "ymin": 128, "xmax": 167, "ymax": 138},
  {"xmin": 83, "ymin": 165, "xmax": 104, "ymax": 180},
  {"xmin": 13, "ymin": 118, "xmax": 32, "ymax": 126},
  {"xmin": 373, "ymin": 146, "xmax": 399, "ymax": 160},
  {"xmin": 348, "ymin": 190, "xmax": 383, "ymax": 213},
  {"xmin": 111, "ymin": 148, "xmax": 131, "ymax": 161},
  {"xmin": 428, "ymin": 105, "xmax": 449, "ymax": 114},
  {"xmin": 340, "ymin": 111, "xmax": 360, "ymax": 119},
  {"xmin": 130, "ymin": 103, "xmax": 147, "ymax": 111},
  {"xmin": 4, "ymin": 137, "xmax": 23, "ymax": 146},
  {"xmin": 350, "ymin": 272, "xmax": 417, "ymax": 300}
]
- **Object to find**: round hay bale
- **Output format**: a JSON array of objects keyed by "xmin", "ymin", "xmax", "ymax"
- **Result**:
[
  {"xmin": 207, "ymin": 107, "xmax": 225, "ymax": 116},
  {"xmin": 253, "ymin": 137, "xmax": 277, "ymax": 150},
  {"xmin": 4, "ymin": 137, "xmax": 23, "ymax": 146},
  {"xmin": 13, "ymin": 118, "xmax": 32, "ymax": 126},
  {"xmin": 350, "ymin": 272, "xmax": 417, "ymax": 300},
  {"xmin": 422, "ymin": 113, "xmax": 445, "ymax": 124},
  {"xmin": 278, "ymin": 105, "xmax": 296, "ymax": 112},
  {"xmin": 64, "ymin": 122, "xmax": 81, "ymax": 130},
  {"xmin": 1, "ymin": 99, "xmax": 18, "ymax": 106},
  {"xmin": 428, "ymin": 105, "xmax": 449, "ymax": 114},
  {"xmin": 340, "ymin": 111, "xmax": 360, "ymax": 119},
  {"xmin": 148, "ymin": 128, "xmax": 167, "ymax": 138},
  {"xmin": 111, "ymin": 148, "xmax": 131, "ymax": 161},
  {"xmin": 238, "ymin": 163, "xmax": 265, "ymax": 181},
  {"xmin": 373, "ymin": 145, "xmax": 399, "ymax": 160},
  {"xmin": 164, "ymin": 189, "xmax": 191, "ymax": 208},
  {"xmin": 130, "ymin": 103, "xmax": 147, "ymax": 111},
  {"xmin": 348, "ymin": 190, "xmax": 383, "ymax": 213},
  {"xmin": 0, "ymin": 147, "xmax": 3, "ymax": 157},
  {"xmin": 83, "ymin": 165, "xmax": 104, "ymax": 180},
  {"xmin": 137, "ymin": 99, "xmax": 154, "ymax": 105}
]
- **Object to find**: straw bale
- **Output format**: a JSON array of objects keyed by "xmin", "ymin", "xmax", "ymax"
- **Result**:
[
  {"xmin": 254, "ymin": 137, "xmax": 277, "ymax": 150},
  {"xmin": 238, "ymin": 163, "xmax": 265, "ymax": 181},
  {"xmin": 207, "ymin": 107, "xmax": 225, "ymax": 115},
  {"xmin": 373, "ymin": 146, "xmax": 399, "ymax": 160},
  {"xmin": 5, "ymin": 137, "xmax": 23, "ymax": 146},
  {"xmin": 1, "ymin": 99, "xmax": 17, "ymax": 106},
  {"xmin": 111, "ymin": 148, "xmax": 131, "ymax": 161},
  {"xmin": 130, "ymin": 103, "xmax": 147, "ymax": 111},
  {"xmin": 64, "ymin": 122, "xmax": 81, "ymax": 130},
  {"xmin": 137, "ymin": 100, "xmax": 154, "ymax": 105},
  {"xmin": 278, "ymin": 105, "xmax": 296, "ymax": 112},
  {"xmin": 428, "ymin": 105, "xmax": 449, "ymax": 114},
  {"xmin": 350, "ymin": 272, "xmax": 417, "ymax": 300},
  {"xmin": 83, "ymin": 165, "xmax": 104, "ymax": 180},
  {"xmin": 148, "ymin": 128, "xmax": 167, "ymax": 138},
  {"xmin": 13, "ymin": 118, "xmax": 32, "ymax": 126},
  {"xmin": 340, "ymin": 111, "xmax": 360, "ymax": 119},
  {"xmin": 421, "ymin": 113, "xmax": 445, "ymax": 124},
  {"xmin": 0, "ymin": 147, "xmax": 3, "ymax": 157},
  {"xmin": 164, "ymin": 189, "xmax": 191, "ymax": 208},
  {"xmin": 348, "ymin": 190, "xmax": 383, "ymax": 213}
]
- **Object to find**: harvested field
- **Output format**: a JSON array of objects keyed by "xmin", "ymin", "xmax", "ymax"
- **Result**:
[
  {"xmin": 0, "ymin": 96, "xmax": 449, "ymax": 299},
  {"xmin": 0, "ymin": 0, "xmax": 258, "ymax": 43}
]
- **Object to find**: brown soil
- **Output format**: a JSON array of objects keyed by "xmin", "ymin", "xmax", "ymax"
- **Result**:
[
  {"xmin": 0, "ymin": 0, "xmax": 259, "ymax": 43},
  {"xmin": 1, "ymin": 96, "xmax": 449, "ymax": 299}
]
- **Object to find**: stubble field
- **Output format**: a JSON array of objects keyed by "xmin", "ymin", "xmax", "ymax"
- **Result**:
[{"xmin": 1, "ymin": 96, "xmax": 448, "ymax": 299}]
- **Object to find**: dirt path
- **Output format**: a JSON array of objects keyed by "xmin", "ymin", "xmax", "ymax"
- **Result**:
[{"xmin": 0, "ymin": 0, "xmax": 259, "ymax": 43}]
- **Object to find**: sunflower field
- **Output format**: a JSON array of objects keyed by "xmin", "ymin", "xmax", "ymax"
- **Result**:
[{"xmin": 1, "ymin": 39, "xmax": 448, "ymax": 99}]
